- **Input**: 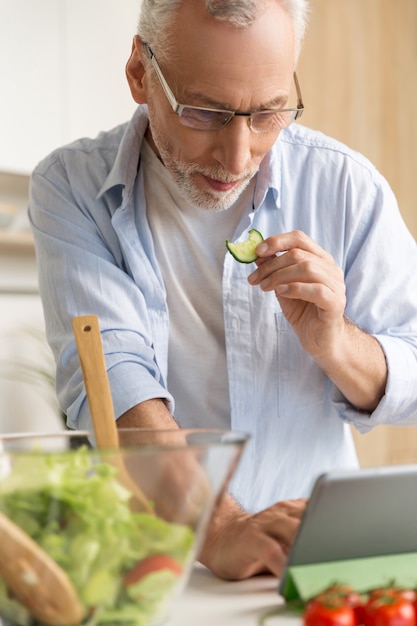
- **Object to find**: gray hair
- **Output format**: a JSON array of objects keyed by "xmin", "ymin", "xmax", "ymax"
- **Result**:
[{"xmin": 137, "ymin": 0, "xmax": 310, "ymax": 64}]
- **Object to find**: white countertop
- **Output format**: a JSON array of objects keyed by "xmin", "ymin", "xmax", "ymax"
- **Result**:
[
  {"xmin": 0, "ymin": 564, "xmax": 299, "ymax": 626},
  {"xmin": 170, "ymin": 565, "xmax": 300, "ymax": 626}
]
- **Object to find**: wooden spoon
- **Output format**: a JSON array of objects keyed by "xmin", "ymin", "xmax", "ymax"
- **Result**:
[
  {"xmin": 0, "ymin": 510, "xmax": 84, "ymax": 625},
  {"xmin": 72, "ymin": 314, "xmax": 153, "ymax": 514}
]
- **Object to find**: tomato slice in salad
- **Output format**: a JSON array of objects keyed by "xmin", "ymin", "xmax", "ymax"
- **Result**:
[{"xmin": 122, "ymin": 554, "xmax": 183, "ymax": 587}]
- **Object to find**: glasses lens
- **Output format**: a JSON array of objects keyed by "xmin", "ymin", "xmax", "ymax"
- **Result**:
[
  {"xmin": 251, "ymin": 110, "xmax": 297, "ymax": 133},
  {"xmin": 179, "ymin": 107, "xmax": 233, "ymax": 130}
]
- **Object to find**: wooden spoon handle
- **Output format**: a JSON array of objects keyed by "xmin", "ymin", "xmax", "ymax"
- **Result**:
[
  {"xmin": 72, "ymin": 315, "xmax": 153, "ymax": 514},
  {"xmin": 72, "ymin": 315, "xmax": 118, "ymax": 449},
  {"xmin": 0, "ymin": 511, "xmax": 84, "ymax": 626}
]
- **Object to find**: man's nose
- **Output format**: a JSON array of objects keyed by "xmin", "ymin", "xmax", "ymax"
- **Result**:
[{"xmin": 211, "ymin": 116, "xmax": 254, "ymax": 176}]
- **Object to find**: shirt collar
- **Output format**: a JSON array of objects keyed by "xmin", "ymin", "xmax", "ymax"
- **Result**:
[
  {"xmin": 97, "ymin": 105, "xmax": 149, "ymax": 201},
  {"xmin": 253, "ymin": 136, "xmax": 282, "ymax": 211}
]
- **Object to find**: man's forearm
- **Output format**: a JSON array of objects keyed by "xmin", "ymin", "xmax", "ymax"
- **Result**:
[
  {"xmin": 198, "ymin": 493, "xmax": 247, "ymax": 569},
  {"xmin": 117, "ymin": 398, "xmax": 178, "ymax": 429},
  {"xmin": 317, "ymin": 318, "xmax": 388, "ymax": 412}
]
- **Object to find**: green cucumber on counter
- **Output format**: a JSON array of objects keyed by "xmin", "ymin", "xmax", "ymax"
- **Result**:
[{"xmin": 225, "ymin": 229, "xmax": 264, "ymax": 263}]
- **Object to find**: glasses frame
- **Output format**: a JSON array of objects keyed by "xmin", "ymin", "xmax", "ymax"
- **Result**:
[{"xmin": 144, "ymin": 43, "xmax": 304, "ymax": 133}]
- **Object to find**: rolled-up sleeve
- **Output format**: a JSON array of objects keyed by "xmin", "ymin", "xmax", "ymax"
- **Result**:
[{"xmin": 28, "ymin": 117, "xmax": 174, "ymax": 430}]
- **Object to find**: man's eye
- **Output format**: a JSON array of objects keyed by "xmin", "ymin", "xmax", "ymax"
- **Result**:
[
  {"xmin": 254, "ymin": 111, "xmax": 292, "ymax": 130},
  {"xmin": 180, "ymin": 107, "xmax": 231, "ymax": 128}
]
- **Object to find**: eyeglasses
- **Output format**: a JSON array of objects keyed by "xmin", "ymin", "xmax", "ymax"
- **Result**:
[{"xmin": 145, "ymin": 44, "xmax": 304, "ymax": 133}]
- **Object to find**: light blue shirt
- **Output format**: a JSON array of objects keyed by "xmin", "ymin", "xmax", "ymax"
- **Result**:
[{"xmin": 29, "ymin": 106, "xmax": 417, "ymax": 512}]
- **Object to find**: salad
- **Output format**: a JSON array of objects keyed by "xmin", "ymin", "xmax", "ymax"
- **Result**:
[{"xmin": 0, "ymin": 446, "xmax": 195, "ymax": 626}]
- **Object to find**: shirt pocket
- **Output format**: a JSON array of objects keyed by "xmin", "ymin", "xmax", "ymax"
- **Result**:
[{"xmin": 274, "ymin": 310, "xmax": 328, "ymax": 419}]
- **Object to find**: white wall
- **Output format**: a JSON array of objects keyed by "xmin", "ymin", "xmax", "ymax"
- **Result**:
[{"xmin": 0, "ymin": 0, "xmax": 140, "ymax": 175}]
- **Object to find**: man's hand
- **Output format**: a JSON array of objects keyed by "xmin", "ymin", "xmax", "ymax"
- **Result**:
[
  {"xmin": 199, "ymin": 494, "xmax": 307, "ymax": 580},
  {"xmin": 248, "ymin": 230, "xmax": 346, "ymax": 361},
  {"xmin": 248, "ymin": 230, "xmax": 387, "ymax": 411}
]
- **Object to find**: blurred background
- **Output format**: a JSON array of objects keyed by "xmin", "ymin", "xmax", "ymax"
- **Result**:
[
  {"xmin": 0, "ymin": 0, "xmax": 416, "ymax": 465},
  {"xmin": 296, "ymin": 0, "xmax": 417, "ymax": 466}
]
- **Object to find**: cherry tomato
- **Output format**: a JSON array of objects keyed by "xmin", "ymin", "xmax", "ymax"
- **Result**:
[
  {"xmin": 354, "ymin": 603, "xmax": 370, "ymax": 626},
  {"xmin": 363, "ymin": 594, "xmax": 416, "ymax": 626},
  {"xmin": 313, "ymin": 585, "xmax": 366, "ymax": 626},
  {"xmin": 304, "ymin": 598, "xmax": 356, "ymax": 626},
  {"xmin": 122, "ymin": 554, "xmax": 183, "ymax": 587},
  {"xmin": 369, "ymin": 590, "xmax": 417, "ymax": 605},
  {"xmin": 411, "ymin": 593, "xmax": 417, "ymax": 621},
  {"xmin": 317, "ymin": 585, "xmax": 364, "ymax": 609}
]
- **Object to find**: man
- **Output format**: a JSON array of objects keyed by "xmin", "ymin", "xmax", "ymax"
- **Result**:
[{"xmin": 29, "ymin": 0, "xmax": 417, "ymax": 580}]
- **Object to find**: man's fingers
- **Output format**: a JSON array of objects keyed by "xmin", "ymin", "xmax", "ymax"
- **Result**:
[
  {"xmin": 258, "ymin": 511, "xmax": 301, "ymax": 545},
  {"xmin": 199, "ymin": 497, "xmax": 307, "ymax": 580},
  {"xmin": 251, "ymin": 250, "xmax": 343, "ymax": 293},
  {"xmin": 246, "ymin": 533, "xmax": 288, "ymax": 578},
  {"xmin": 256, "ymin": 230, "xmax": 328, "ymax": 258},
  {"xmin": 275, "ymin": 498, "xmax": 308, "ymax": 519}
]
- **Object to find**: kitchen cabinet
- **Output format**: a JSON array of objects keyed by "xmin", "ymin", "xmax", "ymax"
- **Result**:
[{"xmin": 0, "ymin": 0, "xmax": 139, "ymax": 174}]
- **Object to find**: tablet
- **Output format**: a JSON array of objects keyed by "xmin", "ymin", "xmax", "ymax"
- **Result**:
[{"xmin": 278, "ymin": 463, "xmax": 417, "ymax": 595}]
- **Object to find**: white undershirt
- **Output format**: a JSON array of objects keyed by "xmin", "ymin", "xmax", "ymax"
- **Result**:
[{"xmin": 142, "ymin": 139, "xmax": 254, "ymax": 427}]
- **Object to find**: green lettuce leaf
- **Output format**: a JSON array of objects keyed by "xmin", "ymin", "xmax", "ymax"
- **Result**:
[{"xmin": 0, "ymin": 446, "xmax": 195, "ymax": 626}]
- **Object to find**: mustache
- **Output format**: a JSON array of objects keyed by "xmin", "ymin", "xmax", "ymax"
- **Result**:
[{"xmin": 185, "ymin": 163, "xmax": 257, "ymax": 184}]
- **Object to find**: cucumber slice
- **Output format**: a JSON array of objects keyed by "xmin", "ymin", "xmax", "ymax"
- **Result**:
[{"xmin": 225, "ymin": 229, "xmax": 264, "ymax": 263}]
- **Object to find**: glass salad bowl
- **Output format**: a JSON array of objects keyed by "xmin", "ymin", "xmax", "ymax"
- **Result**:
[{"xmin": 0, "ymin": 428, "xmax": 248, "ymax": 626}]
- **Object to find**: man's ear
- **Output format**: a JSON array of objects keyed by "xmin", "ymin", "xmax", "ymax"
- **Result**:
[{"xmin": 126, "ymin": 35, "xmax": 148, "ymax": 104}]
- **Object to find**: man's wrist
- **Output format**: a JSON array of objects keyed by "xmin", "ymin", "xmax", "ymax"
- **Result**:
[{"xmin": 198, "ymin": 493, "xmax": 248, "ymax": 569}]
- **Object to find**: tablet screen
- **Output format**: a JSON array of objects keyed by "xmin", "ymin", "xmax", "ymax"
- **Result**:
[{"xmin": 278, "ymin": 464, "xmax": 417, "ymax": 594}]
